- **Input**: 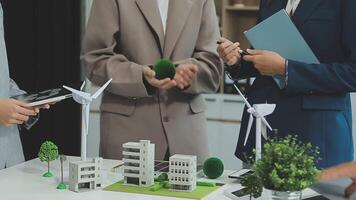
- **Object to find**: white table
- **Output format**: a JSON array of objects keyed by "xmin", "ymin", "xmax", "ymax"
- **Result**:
[
  {"xmin": 0, "ymin": 157, "xmax": 353, "ymax": 200},
  {"xmin": 0, "ymin": 157, "xmax": 239, "ymax": 200}
]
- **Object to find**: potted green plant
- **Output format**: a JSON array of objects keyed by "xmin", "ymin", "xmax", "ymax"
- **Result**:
[{"xmin": 251, "ymin": 135, "xmax": 320, "ymax": 200}]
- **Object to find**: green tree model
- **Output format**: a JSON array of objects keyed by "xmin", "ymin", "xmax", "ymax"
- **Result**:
[{"xmin": 38, "ymin": 141, "xmax": 59, "ymax": 178}]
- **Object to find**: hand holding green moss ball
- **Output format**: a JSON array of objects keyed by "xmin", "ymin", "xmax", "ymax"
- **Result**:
[
  {"xmin": 203, "ymin": 157, "xmax": 224, "ymax": 179},
  {"xmin": 154, "ymin": 59, "xmax": 176, "ymax": 80}
]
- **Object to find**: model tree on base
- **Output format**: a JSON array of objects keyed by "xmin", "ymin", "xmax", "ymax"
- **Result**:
[
  {"xmin": 38, "ymin": 141, "xmax": 59, "ymax": 178},
  {"xmin": 57, "ymin": 155, "xmax": 67, "ymax": 189}
]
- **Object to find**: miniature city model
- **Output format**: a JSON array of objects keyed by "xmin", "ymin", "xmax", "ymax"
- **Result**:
[
  {"xmin": 69, "ymin": 158, "xmax": 103, "ymax": 192},
  {"xmin": 169, "ymin": 154, "xmax": 197, "ymax": 192},
  {"xmin": 123, "ymin": 140, "xmax": 155, "ymax": 187}
]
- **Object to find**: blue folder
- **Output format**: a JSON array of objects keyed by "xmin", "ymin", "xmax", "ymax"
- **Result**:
[{"xmin": 244, "ymin": 9, "xmax": 320, "ymax": 64}]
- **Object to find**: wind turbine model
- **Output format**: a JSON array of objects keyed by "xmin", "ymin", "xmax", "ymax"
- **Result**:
[
  {"xmin": 63, "ymin": 79, "xmax": 112, "ymax": 161},
  {"xmin": 224, "ymin": 68, "xmax": 276, "ymax": 161},
  {"xmin": 231, "ymin": 84, "xmax": 275, "ymax": 161}
]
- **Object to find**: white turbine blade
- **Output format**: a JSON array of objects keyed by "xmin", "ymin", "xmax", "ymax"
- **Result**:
[
  {"xmin": 260, "ymin": 115, "xmax": 273, "ymax": 131},
  {"xmin": 63, "ymin": 85, "xmax": 89, "ymax": 97},
  {"xmin": 233, "ymin": 84, "xmax": 252, "ymax": 109},
  {"xmin": 261, "ymin": 124, "xmax": 268, "ymax": 139},
  {"xmin": 244, "ymin": 114, "xmax": 254, "ymax": 146},
  {"xmin": 91, "ymin": 79, "xmax": 113, "ymax": 99},
  {"xmin": 80, "ymin": 81, "xmax": 86, "ymax": 91}
]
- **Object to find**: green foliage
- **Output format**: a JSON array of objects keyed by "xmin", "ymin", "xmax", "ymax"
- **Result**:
[
  {"xmin": 154, "ymin": 59, "xmax": 176, "ymax": 80},
  {"xmin": 240, "ymin": 172, "xmax": 263, "ymax": 199},
  {"xmin": 197, "ymin": 181, "xmax": 216, "ymax": 187},
  {"xmin": 203, "ymin": 157, "xmax": 224, "ymax": 179},
  {"xmin": 155, "ymin": 173, "xmax": 169, "ymax": 182},
  {"xmin": 253, "ymin": 135, "xmax": 320, "ymax": 192},
  {"xmin": 149, "ymin": 183, "xmax": 163, "ymax": 192},
  {"xmin": 38, "ymin": 141, "xmax": 59, "ymax": 163},
  {"xmin": 161, "ymin": 181, "xmax": 170, "ymax": 189}
]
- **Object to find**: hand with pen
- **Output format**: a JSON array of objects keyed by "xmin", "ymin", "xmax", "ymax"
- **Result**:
[{"xmin": 217, "ymin": 37, "xmax": 286, "ymax": 77}]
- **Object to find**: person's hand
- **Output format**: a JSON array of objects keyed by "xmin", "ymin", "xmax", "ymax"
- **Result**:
[
  {"xmin": 345, "ymin": 178, "xmax": 356, "ymax": 198},
  {"xmin": 143, "ymin": 66, "xmax": 177, "ymax": 90},
  {"xmin": 174, "ymin": 64, "xmax": 198, "ymax": 90},
  {"xmin": 243, "ymin": 49, "xmax": 286, "ymax": 76},
  {"xmin": 0, "ymin": 99, "xmax": 37, "ymax": 127},
  {"xmin": 318, "ymin": 162, "xmax": 356, "ymax": 197},
  {"xmin": 217, "ymin": 37, "xmax": 241, "ymax": 66}
]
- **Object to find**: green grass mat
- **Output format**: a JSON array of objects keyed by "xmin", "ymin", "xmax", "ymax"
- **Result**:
[{"xmin": 104, "ymin": 181, "xmax": 220, "ymax": 200}]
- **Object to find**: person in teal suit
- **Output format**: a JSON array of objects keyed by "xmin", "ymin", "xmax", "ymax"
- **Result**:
[{"xmin": 218, "ymin": 0, "xmax": 356, "ymax": 168}]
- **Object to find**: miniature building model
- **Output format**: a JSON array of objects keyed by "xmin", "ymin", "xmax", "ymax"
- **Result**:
[
  {"xmin": 169, "ymin": 154, "xmax": 197, "ymax": 192},
  {"xmin": 69, "ymin": 158, "xmax": 103, "ymax": 192},
  {"xmin": 123, "ymin": 140, "xmax": 155, "ymax": 187}
]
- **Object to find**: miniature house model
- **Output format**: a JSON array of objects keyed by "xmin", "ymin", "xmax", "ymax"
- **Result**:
[
  {"xmin": 123, "ymin": 140, "xmax": 155, "ymax": 187},
  {"xmin": 69, "ymin": 158, "xmax": 103, "ymax": 192},
  {"xmin": 169, "ymin": 154, "xmax": 197, "ymax": 192}
]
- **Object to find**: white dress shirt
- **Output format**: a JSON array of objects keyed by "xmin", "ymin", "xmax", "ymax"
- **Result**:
[
  {"xmin": 157, "ymin": 0, "xmax": 169, "ymax": 34},
  {"xmin": 286, "ymin": 0, "xmax": 301, "ymax": 16}
]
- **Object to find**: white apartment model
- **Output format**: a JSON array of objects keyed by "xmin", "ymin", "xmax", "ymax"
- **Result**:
[
  {"xmin": 69, "ymin": 158, "xmax": 103, "ymax": 192},
  {"xmin": 169, "ymin": 154, "xmax": 197, "ymax": 192},
  {"xmin": 122, "ymin": 140, "xmax": 155, "ymax": 187}
]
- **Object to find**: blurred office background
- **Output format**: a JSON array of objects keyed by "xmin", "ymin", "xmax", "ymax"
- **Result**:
[{"xmin": 1, "ymin": 0, "xmax": 355, "ymax": 170}]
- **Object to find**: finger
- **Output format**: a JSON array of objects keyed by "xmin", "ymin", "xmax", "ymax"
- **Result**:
[
  {"xmin": 226, "ymin": 51, "xmax": 238, "ymax": 61},
  {"xmin": 184, "ymin": 68, "xmax": 196, "ymax": 81},
  {"xmin": 345, "ymin": 183, "xmax": 356, "ymax": 197},
  {"xmin": 143, "ymin": 66, "xmax": 155, "ymax": 77},
  {"xmin": 187, "ymin": 65, "xmax": 198, "ymax": 74},
  {"xmin": 16, "ymin": 106, "xmax": 37, "ymax": 116},
  {"xmin": 156, "ymin": 78, "xmax": 172, "ymax": 87},
  {"xmin": 179, "ymin": 71, "xmax": 191, "ymax": 86},
  {"xmin": 34, "ymin": 107, "xmax": 40, "ymax": 114},
  {"xmin": 9, "ymin": 119, "xmax": 24, "ymax": 125},
  {"xmin": 220, "ymin": 40, "xmax": 234, "ymax": 51},
  {"xmin": 243, "ymin": 55, "xmax": 255, "ymax": 62},
  {"xmin": 41, "ymin": 104, "xmax": 50, "ymax": 109},
  {"xmin": 227, "ymin": 57, "xmax": 238, "ymax": 66},
  {"xmin": 222, "ymin": 43, "xmax": 239, "ymax": 57},
  {"xmin": 161, "ymin": 80, "xmax": 177, "ymax": 90},
  {"xmin": 218, "ymin": 37, "xmax": 228, "ymax": 43},
  {"xmin": 11, "ymin": 99, "xmax": 32, "ymax": 108},
  {"xmin": 14, "ymin": 113, "xmax": 29, "ymax": 122}
]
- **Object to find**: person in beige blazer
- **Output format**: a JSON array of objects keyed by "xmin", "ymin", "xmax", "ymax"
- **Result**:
[{"xmin": 82, "ymin": 0, "xmax": 222, "ymax": 163}]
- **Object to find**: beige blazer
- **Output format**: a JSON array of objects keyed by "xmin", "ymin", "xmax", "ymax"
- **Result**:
[{"xmin": 82, "ymin": 0, "xmax": 222, "ymax": 163}]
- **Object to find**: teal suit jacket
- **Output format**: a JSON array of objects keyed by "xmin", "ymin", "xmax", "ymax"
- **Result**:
[{"xmin": 229, "ymin": 0, "xmax": 356, "ymax": 168}]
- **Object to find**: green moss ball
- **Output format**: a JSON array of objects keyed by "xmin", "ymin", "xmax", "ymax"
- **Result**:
[
  {"xmin": 203, "ymin": 157, "xmax": 224, "ymax": 179},
  {"xmin": 153, "ymin": 59, "xmax": 176, "ymax": 80}
]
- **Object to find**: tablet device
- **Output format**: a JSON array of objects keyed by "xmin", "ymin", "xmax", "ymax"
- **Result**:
[{"xmin": 13, "ymin": 87, "xmax": 72, "ymax": 107}]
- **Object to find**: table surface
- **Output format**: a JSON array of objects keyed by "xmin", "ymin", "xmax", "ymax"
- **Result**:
[{"xmin": 0, "ymin": 157, "xmax": 354, "ymax": 200}]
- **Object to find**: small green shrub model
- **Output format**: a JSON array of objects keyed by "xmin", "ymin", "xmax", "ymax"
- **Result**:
[
  {"xmin": 149, "ymin": 183, "xmax": 163, "ymax": 192},
  {"xmin": 203, "ymin": 157, "xmax": 224, "ymax": 179},
  {"xmin": 153, "ymin": 59, "xmax": 176, "ymax": 80},
  {"xmin": 253, "ymin": 135, "xmax": 320, "ymax": 192},
  {"xmin": 38, "ymin": 141, "xmax": 59, "ymax": 178},
  {"xmin": 240, "ymin": 172, "xmax": 263, "ymax": 199},
  {"xmin": 155, "ymin": 172, "xmax": 168, "ymax": 182}
]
